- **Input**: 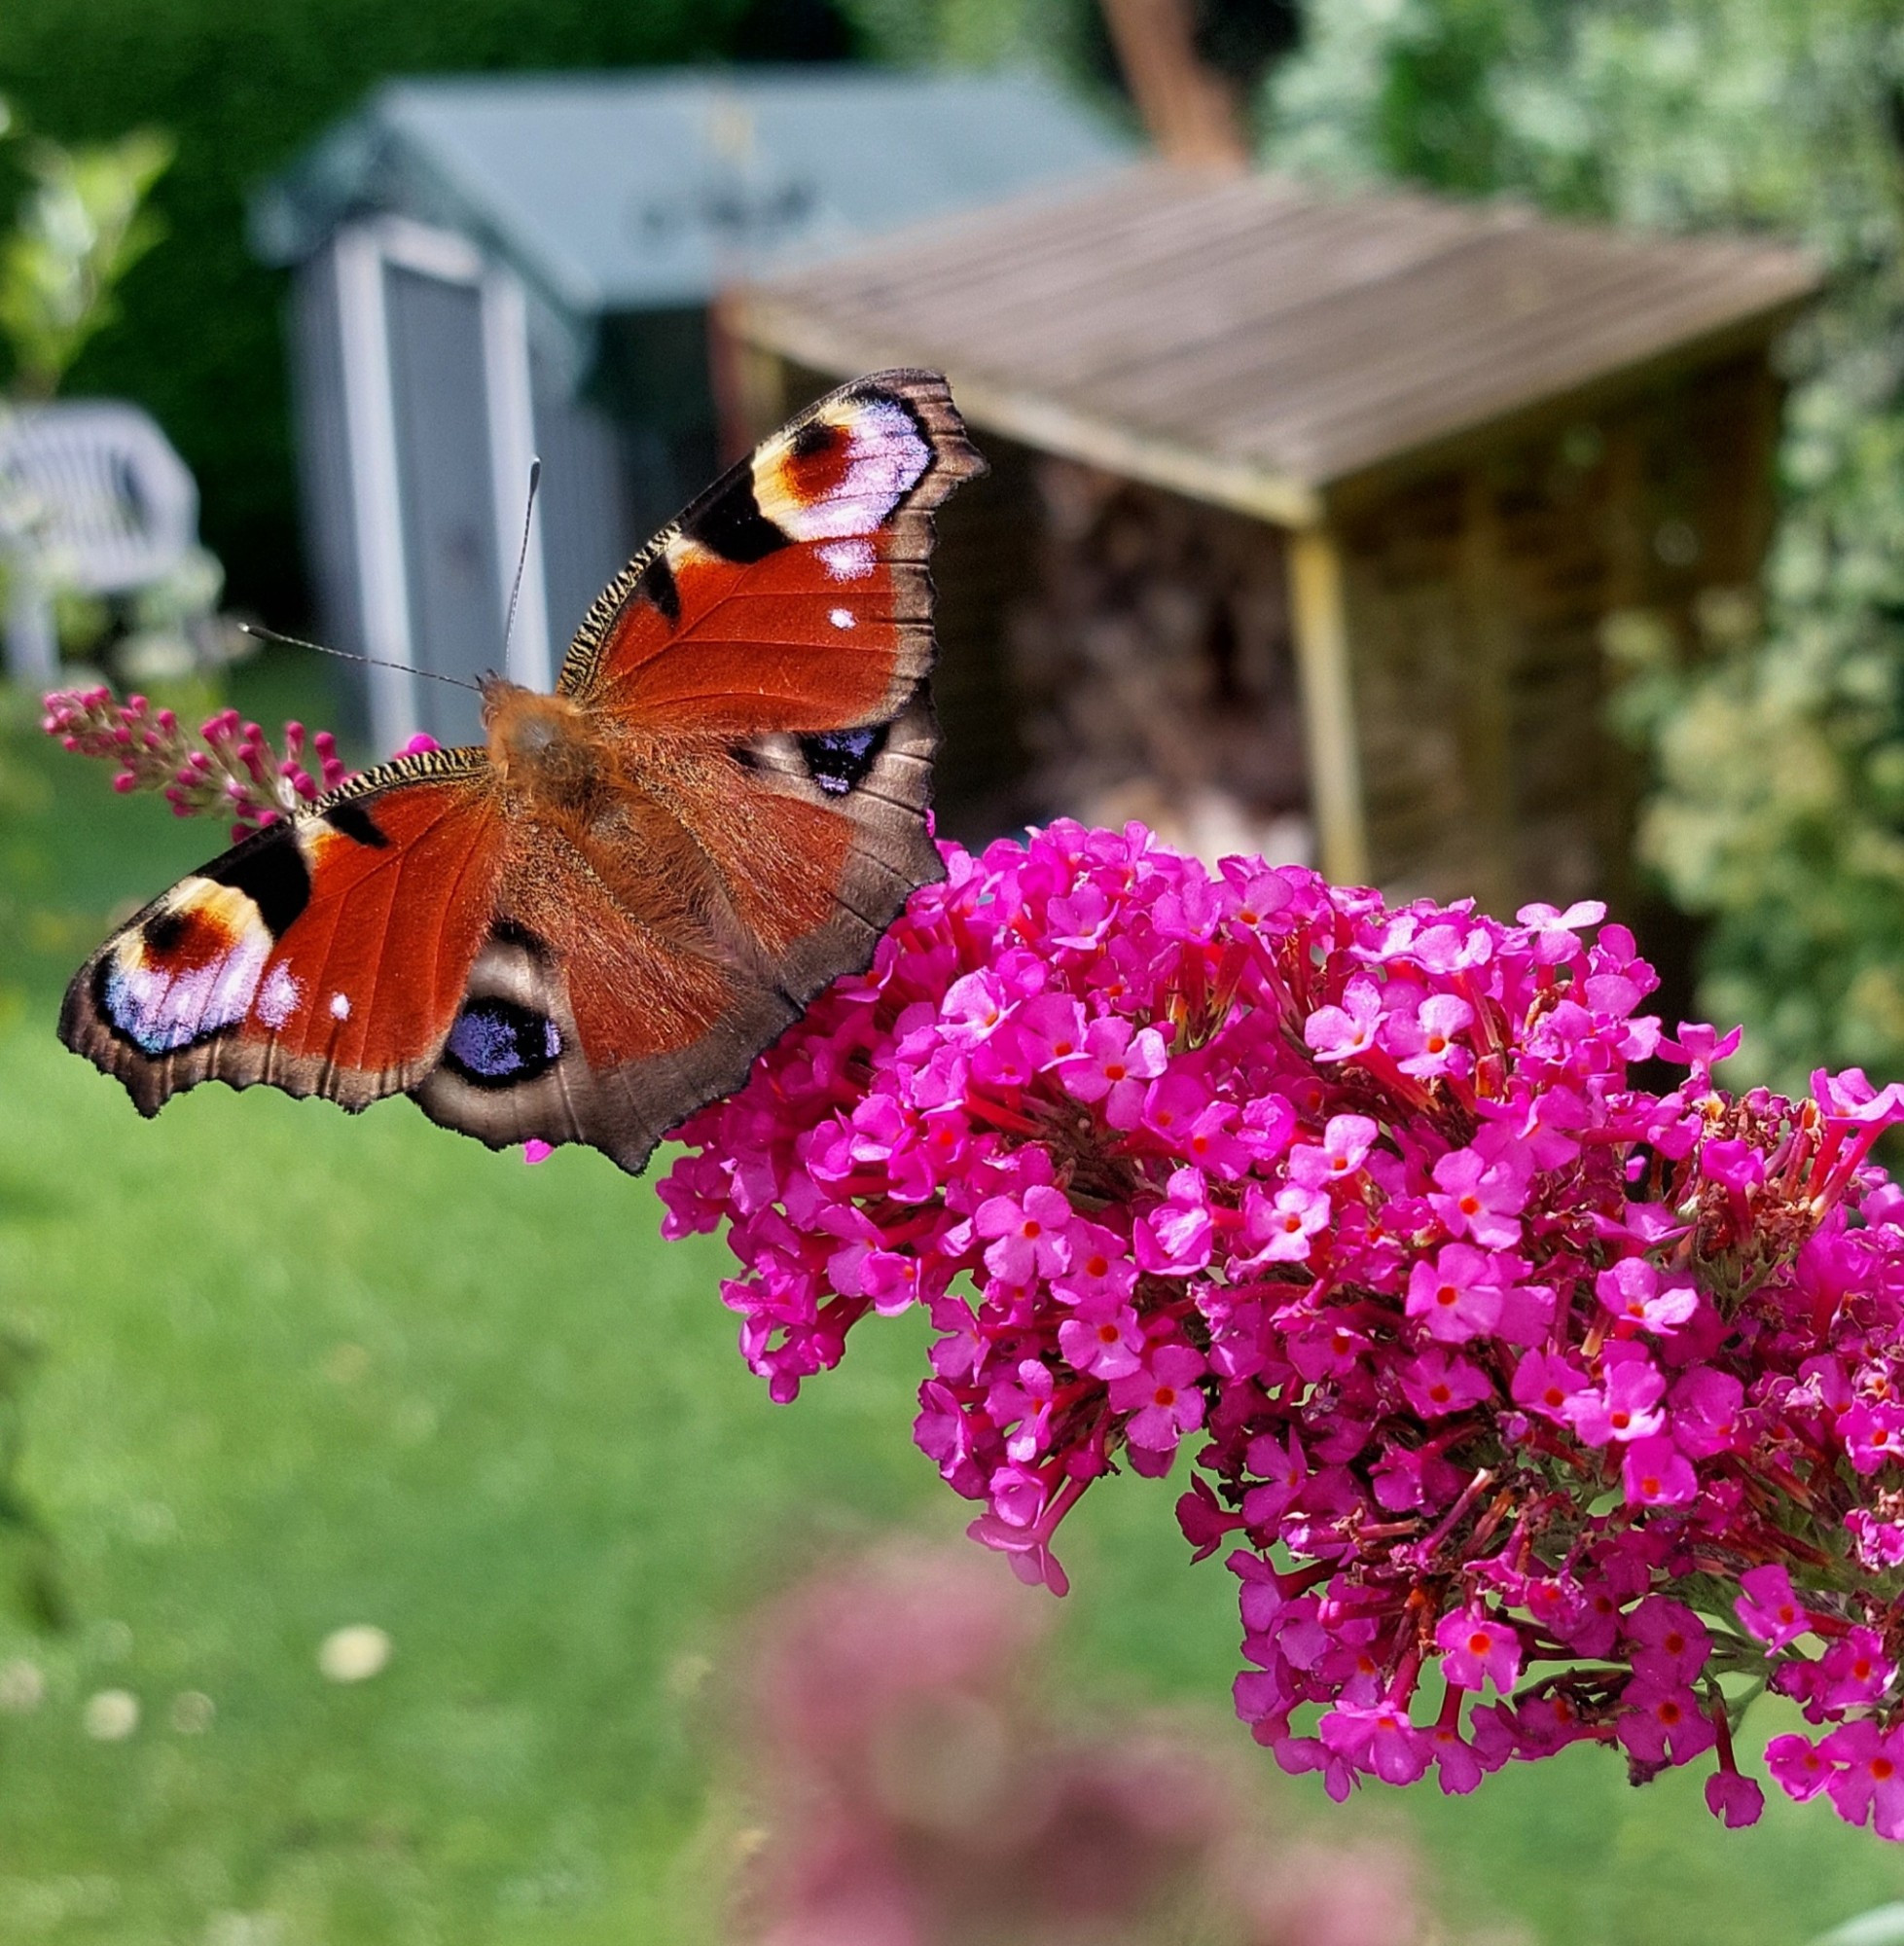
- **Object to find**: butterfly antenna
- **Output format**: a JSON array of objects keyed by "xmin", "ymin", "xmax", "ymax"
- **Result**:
[
  {"xmin": 235, "ymin": 623, "xmax": 484, "ymax": 695},
  {"xmin": 502, "ymin": 458, "xmax": 542, "ymax": 659}
]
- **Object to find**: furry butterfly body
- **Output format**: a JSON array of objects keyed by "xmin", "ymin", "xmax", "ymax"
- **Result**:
[{"xmin": 61, "ymin": 372, "xmax": 984, "ymax": 1175}]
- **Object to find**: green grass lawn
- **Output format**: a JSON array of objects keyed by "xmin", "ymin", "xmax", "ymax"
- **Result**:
[{"xmin": 2, "ymin": 665, "xmax": 1903, "ymax": 1944}]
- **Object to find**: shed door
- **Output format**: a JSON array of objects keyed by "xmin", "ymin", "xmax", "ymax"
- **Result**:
[
  {"xmin": 289, "ymin": 248, "xmax": 370, "ymax": 740},
  {"xmin": 530, "ymin": 344, "xmax": 633, "ymax": 652},
  {"xmin": 383, "ymin": 264, "xmax": 497, "ymax": 745}
]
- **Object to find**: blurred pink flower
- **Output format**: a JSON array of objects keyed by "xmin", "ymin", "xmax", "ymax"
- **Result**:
[{"xmin": 732, "ymin": 1546, "xmax": 1429, "ymax": 1946}]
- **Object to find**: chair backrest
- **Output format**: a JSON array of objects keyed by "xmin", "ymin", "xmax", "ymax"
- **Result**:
[{"xmin": 0, "ymin": 401, "xmax": 199, "ymax": 595}]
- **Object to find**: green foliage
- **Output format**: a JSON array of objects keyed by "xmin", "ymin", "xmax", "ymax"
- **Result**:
[
  {"xmin": 1262, "ymin": 0, "xmax": 1839, "ymax": 222},
  {"xmin": 0, "ymin": 691, "xmax": 60, "ymax": 1638},
  {"xmin": 0, "ymin": 1324, "xmax": 62, "ymax": 1633},
  {"xmin": 0, "ymin": 102, "xmax": 246, "ymax": 684},
  {"xmin": 0, "ymin": 0, "xmax": 860, "ymax": 616},
  {"xmin": 0, "ymin": 117, "xmax": 172, "ymax": 399},
  {"xmin": 840, "ymin": 0, "xmax": 1298, "ymax": 138},
  {"xmin": 1267, "ymin": 0, "xmax": 1904, "ymax": 1091},
  {"xmin": 838, "ymin": 0, "xmax": 1063, "ymax": 67}
]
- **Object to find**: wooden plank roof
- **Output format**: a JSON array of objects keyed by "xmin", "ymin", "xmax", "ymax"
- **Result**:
[{"xmin": 736, "ymin": 164, "xmax": 1821, "ymax": 525}]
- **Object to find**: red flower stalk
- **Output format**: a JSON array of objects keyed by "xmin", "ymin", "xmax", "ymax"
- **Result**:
[{"xmin": 42, "ymin": 683, "xmax": 349, "ymax": 840}]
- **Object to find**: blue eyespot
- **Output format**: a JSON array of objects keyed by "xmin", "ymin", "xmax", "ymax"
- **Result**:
[
  {"xmin": 442, "ymin": 997, "xmax": 561, "ymax": 1088},
  {"xmin": 800, "ymin": 726, "xmax": 883, "ymax": 796}
]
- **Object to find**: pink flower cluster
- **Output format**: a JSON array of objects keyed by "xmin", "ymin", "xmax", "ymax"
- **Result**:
[
  {"xmin": 42, "ymin": 683, "xmax": 347, "ymax": 839},
  {"xmin": 662, "ymin": 821, "xmax": 1904, "ymax": 1840},
  {"xmin": 737, "ymin": 1543, "xmax": 1422, "ymax": 1946}
]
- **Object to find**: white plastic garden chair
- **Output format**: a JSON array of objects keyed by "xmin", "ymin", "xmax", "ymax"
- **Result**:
[{"xmin": 0, "ymin": 401, "xmax": 199, "ymax": 683}]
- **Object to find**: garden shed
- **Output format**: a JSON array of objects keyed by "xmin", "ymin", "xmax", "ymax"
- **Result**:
[
  {"xmin": 249, "ymin": 70, "xmax": 1127, "ymax": 750},
  {"xmin": 732, "ymin": 164, "xmax": 1821, "ymax": 916}
]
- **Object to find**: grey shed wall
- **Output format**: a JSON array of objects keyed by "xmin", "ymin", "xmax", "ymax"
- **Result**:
[
  {"xmin": 383, "ymin": 264, "xmax": 499, "ymax": 747},
  {"xmin": 529, "ymin": 342, "xmax": 634, "ymax": 655},
  {"xmin": 288, "ymin": 249, "xmax": 370, "ymax": 738}
]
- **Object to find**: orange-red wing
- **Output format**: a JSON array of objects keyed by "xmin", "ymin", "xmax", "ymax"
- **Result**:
[
  {"xmin": 559, "ymin": 370, "xmax": 984, "ymax": 735},
  {"xmin": 60, "ymin": 751, "xmax": 507, "ymax": 1115},
  {"xmin": 408, "ymin": 806, "xmax": 807, "ymax": 1178}
]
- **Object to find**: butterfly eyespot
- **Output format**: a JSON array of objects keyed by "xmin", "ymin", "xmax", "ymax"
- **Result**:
[
  {"xmin": 799, "ymin": 726, "xmax": 885, "ymax": 797},
  {"xmin": 686, "ymin": 468, "xmax": 790, "ymax": 565},
  {"xmin": 790, "ymin": 417, "xmax": 844, "ymax": 465},
  {"xmin": 489, "ymin": 918, "xmax": 553, "ymax": 958},
  {"xmin": 441, "ymin": 997, "xmax": 562, "ymax": 1090},
  {"xmin": 143, "ymin": 909, "xmax": 190, "ymax": 955},
  {"xmin": 95, "ymin": 880, "xmax": 275, "ymax": 1056}
]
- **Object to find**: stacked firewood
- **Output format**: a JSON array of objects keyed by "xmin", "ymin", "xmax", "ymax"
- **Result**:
[{"xmin": 1006, "ymin": 457, "xmax": 1312, "ymax": 867}]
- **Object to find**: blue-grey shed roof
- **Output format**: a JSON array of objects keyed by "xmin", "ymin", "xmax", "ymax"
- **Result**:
[{"xmin": 251, "ymin": 68, "xmax": 1130, "ymax": 317}]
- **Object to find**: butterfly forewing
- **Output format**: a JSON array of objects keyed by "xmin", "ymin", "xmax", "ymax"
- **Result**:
[
  {"xmin": 61, "ymin": 751, "xmax": 504, "ymax": 1113},
  {"xmin": 556, "ymin": 366, "xmax": 982, "ymax": 994},
  {"xmin": 560, "ymin": 370, "xmax": 981, "ymax": 735}
]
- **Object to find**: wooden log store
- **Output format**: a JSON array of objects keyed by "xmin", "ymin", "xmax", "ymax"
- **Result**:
[{"xmin": 731, "ymin": 164, "xmax": 1820, "ymax": 918}]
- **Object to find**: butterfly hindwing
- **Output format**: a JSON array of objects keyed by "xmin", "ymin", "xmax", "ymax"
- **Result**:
[
  {"xmin": 407, "ymin": 730, "xmax": 926, "ymax": 1177},
  {"xmin": 663, "ymin": 686, "xmax": 945, "ymax": 1006},
  {"xmin": 409, "ymin": 873, "xmax": 802, "ymax": 1178},
  {"xmin": 60, "ymin": 750, "xmax": 506, "ymax": 1115}
]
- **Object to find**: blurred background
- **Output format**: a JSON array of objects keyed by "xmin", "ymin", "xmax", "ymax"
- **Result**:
[{"xmin": 5, "ymin": 1, "xmax": 1904, "ymax": 1940}]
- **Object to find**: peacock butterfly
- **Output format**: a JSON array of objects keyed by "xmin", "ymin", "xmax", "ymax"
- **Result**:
[{"xmin": 59, "ymin": 370, "xmax": 985, "ymax": 1175}]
